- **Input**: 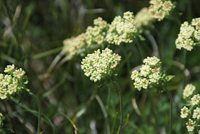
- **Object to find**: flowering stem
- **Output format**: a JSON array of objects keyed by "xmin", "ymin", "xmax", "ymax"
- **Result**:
[
  {"xmin": 164, "ymin": 87, "xmax": 173, "ymax": 134},
  {"xmin": 135, "ymin": 38, "xmax": 144, "ymax": 62},
  {"xmin": 113, "ymin": 81, "xmax": 123, "ymax": 134},
  {"xmin": 29, "ymin": 93, "xmax": 42, "ymax": 134},
  {"xmin": 105, "ymin": 82, "xmax": 111, "ymax": 134}
]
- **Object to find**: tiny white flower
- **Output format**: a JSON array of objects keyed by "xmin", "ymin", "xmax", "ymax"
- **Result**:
[
  {"xmin": 180, "ymin": 106, "xmax": 189, "ymax": 118},
  {"xmin": 183, "ymin": 84, "xmax": 195, "ymax": 99}
]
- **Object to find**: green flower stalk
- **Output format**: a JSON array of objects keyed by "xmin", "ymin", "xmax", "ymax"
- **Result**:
[
  {"xmin": 81, "ymin": 48, "xmax": 123, "ymax": 133},
  {"xmin": 180, "ymin": 84, "xmax": 200, "ymax": 132},
  {"xmin": 175, "ymin": 18, "xmax": 200, "ymax": 51},
  {"xmin": 131, "ymin": 56, "xmax": 174, "ymax": 134}
]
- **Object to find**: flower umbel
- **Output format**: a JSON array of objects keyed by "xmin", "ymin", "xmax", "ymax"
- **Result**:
[
  {"xmin": 181, "ymin": 84, "xmax": 200, "ymax": 132},
  {"xmin": 81, "ymin": 48, "xmax": 121, "ymax": 82},
  {"xmin": 106, "ymin": 11, "xmax": 139, "ymax": 45},
  {"xmin": 149, "ymin": 0, "xmax": 174, "ymax": 21},
  {"xmin": 131, "ymin": 56, "xmax": 172, "ymax": 91},
  {"xmin": 0, "ymin": 65, "xmax": 27, "ymax": 100},
  {"xmin": 175, "ymin": 18, "xmax": 200, "ymax": 51}
]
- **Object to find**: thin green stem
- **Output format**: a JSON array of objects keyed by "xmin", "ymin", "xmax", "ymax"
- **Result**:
[
  {"xmin": 181, "ymin": 50, "xmax": 187, "ymax": 134},
  {"xmin": 113, "ymin": 81, "xmax": 123, "ymax": 134},
  {"xmin": 29, "ymin": 93, "xmax": 42, "ymax": 134},
  {"xmin": 135, "ymin": 38, "xmax": 144, "ymax": 61},
  {"xmin": 105, "ymin": 82, "xmax": 111, "ymax": 134},
  {"xmin": 10, "ymin": 97, "xmax": 54, "ymax": 133},
  {"xmin": 164, "ymin": 87, "xmax": 173, "ymax": 134}
]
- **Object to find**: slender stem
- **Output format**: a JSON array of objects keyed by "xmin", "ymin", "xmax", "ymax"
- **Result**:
[
  {"xmin": 30, "ymin": 93, "xmax": 42, "ymax": 134},
  {"xmin": 10, "ymin": 97, "xmax": 55, "ymax": 133},
  {"xmin": 181, "ymin": 50, "xmax": 187, "ymax": 134},
  {"xmin": 135, "ymin": 38, "xmax": 144, "ymax": 61},
  {"xmin": 113, "ymin": 81, "xmax": 123, "ymax": 134},
  {"xmin": 105, "ymin": 83, "xmax": 111, "ymax": 134},
  {"xmin": 164, "ymin": 87, "xmax": 173, "ymax": 134}
]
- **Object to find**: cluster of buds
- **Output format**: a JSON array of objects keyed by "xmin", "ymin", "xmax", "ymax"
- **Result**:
[
  {"xmin": 134, "ymin": 7, "xmax": 154, "ymax": 28},
  {"xmin": 81, "ymin": 48, "xmax": 121, "ymax": 82},
  {"xmin": 180, "ymin": 84, "xmax": 200, "ymax": 132},
  {"xmin": 0, "ymin": 64, "xmax": 27, "ymax": 100},
  {"xmin": 149, "ymin": 0, "xmax": 174, "ymax": 21},
  {"xmin": 175, "ymin": 18, "xmax": 200, "ymax": 51},
  {"xmin": 85, "ymin": 17, "xmax": 109, "ymax": 47},
  {"xmin": 62, "ymin": 17, "xmax": 109, "ymax": 57},
  {"xmin": 131, "ymin": 56, "xmax": 173, "ymax": 91},
  {"xmin": 63, "ymin": 33, "xmax": 86, "ymax": 57},
  {"xmin": 106, "ymin": 11, "xmax": 138, "ymax": 45}
]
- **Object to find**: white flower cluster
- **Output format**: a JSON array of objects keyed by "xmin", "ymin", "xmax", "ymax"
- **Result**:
[
  {"xmin": 63, "ymin": 33, "xmax": 86, "ymax": 56},
  {"xmin": 63, "ymin": 17, "xmax": 109, "ymax": 57},
  {"xmin": 85, "ymin": 17, "xmax": 108, "ymax": 46},
  {"xmin": 175, "ymin": 18, "xmax": 200, "ymax": 51},
  {"xmin": 106, "ymin": 11, "xmax": 138, "ymax": 45},
  {"xmin": 0, "ymin": 64, "xmax": 26, "ymax": 100},
  {"xmin": 131, "ymin": 56, "xmax": 161, "ymax": 91},
  {"xmin": 149, "ymin": 0, "xmax": 174, "ymax": 21},
  {"xmin": 180, "ymin": 84, "xmax": 200, "ymax": 132},
  {"xmin": 81, "ymin": 48, "xmax": 121, "ymax": 82},
  {"xmin": 134, "ymin": 7, "xmax": 154, "ymax": 28}
]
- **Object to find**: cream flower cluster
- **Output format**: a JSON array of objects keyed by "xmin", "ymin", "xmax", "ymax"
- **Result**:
[
  {"xmin": 180, "ymin": 84, "xmax": 200, "ymax": 132},
  {"xmin": 0, "ymin": 64, "xmax": 26, "ymax": 100},
  {"xmin": 85, "ymin": 17, "xmax": 108, "ymax": 46},
  {"xmin": 81, "ymin": 48, "xmax": 121, "ymax": 82},
  {"xmin": 106, "ymin": 11, "xmax": 138, "ymax": 45},
  {"xmin": 175, "ymin": 18, "xmax": 200, "ymax": 51},
  {"xmin": 63, "ymin": 17, "xmax": 109, "ymax": 57},
  {"xmin": 63, "ymin": 33, "xmax": 86, "ymax": 56},
  {"xmin": 134, "ymin": 7, "xmax": 154, "ymax": 28},
  {"xmin": 131, "ymin": 56, "xmax": 162, "ymax": 91},
  {"xmin": 149, "ymin": 0, "xmax": 174, "ymax": 21}
]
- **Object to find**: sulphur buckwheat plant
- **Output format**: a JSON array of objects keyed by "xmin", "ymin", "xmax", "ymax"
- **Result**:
[
  {"xmin": 0, "ymin": 64, "xmax": 28, "ymax": 100},
  {"xmin": 106, "ymin": 11, "xmax": 139, "ymax": 45},
  {"xmin": 131, "ymin": 56, "xmax": 173, "ymax": 91},
  {"xmin": 175, "ymin": 17, "xmax": 200, "ymax": 51},
  {"xmin": 134, "ymin": 7, "xmax": 155, "ymax": 28},
  {"xmin": 149, "ymin": 0, "xmax": 174, "ymax": 21},
  {"xmin": 180, "ymin": 84, "xmax": 200, "ymax": 132},
  {"xmin": 81, "ymin": 48, "xmax": 121, "ymax": 82},
  {"xmin": 62, "ymin": 17, "xmax": 109, "ymax": 58}
]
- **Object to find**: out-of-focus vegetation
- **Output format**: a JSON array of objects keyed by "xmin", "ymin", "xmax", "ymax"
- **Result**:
[{"xmin": 0, "ymin": 0, "xmax": 200, "ymax": 133}]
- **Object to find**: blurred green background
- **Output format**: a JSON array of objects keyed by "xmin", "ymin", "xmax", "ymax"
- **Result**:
[{"xmin": 0, "ymin": 0, "xmax": 200, "ymax": 133}]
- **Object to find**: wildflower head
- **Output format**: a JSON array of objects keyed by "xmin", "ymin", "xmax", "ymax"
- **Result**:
[
  {"xmin": 0, "ymin": 65, "xmax": 28, "ymax": 100},
  {"xmin": 134, "ymin": 7, "xmax": 155, "ymax": 28},
  {"xmin": 131, "ymin": 56, "xmax": 173, "ymax": 91},
  {"xmin": 106, "ymin": 11, "xmax": 139, "ymax": 45},
  {"xmin": 149, "ymin": 0, "xmax": 174, "ymax": 21},
  {"xmin": 186, "ymin": 119, "xmax": 195, "ymax": 132},
  {"xmin": 180, "ymin": 106, "xmax": 189, "ymax": 118},
  {"xmin": 183, "ymin": 84, "xmax": 195, "ymax": 99},
  {"xmin": 81, "ymin": 48, "xmax": 121, "ymax": 82},
  {"xmin": 175, "ymin": 18, "xmax": 200, "ymax": 51},
  {"xmin": 181, "ymin": 84, "xmax": 200, "ymax": 132}
]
